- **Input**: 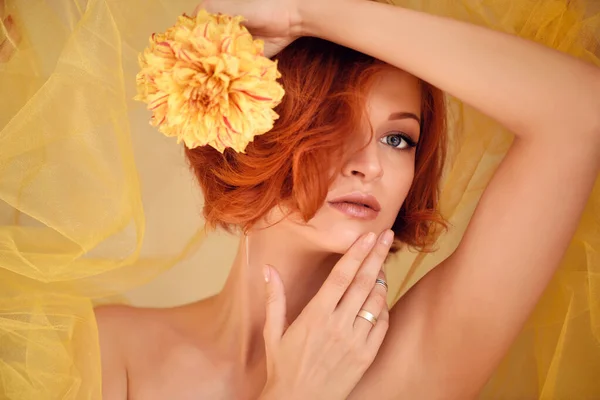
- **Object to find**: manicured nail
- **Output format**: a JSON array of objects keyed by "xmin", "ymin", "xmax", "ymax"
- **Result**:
[
  {"xmin": 380, "ymin": 230, "xmax": 394, "ymax": 246},
  {"xmin": 263, "ymin": 264, "xmax": 271, "ymax": 283},
  {"xmin": 362, "ymin": 232, "xmax": 376, "ymax": 248}
]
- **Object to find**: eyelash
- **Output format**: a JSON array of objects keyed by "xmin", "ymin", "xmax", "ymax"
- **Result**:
[{"xmin": 379, "ymin": 132, "xmax": 418, "ymax": 150}]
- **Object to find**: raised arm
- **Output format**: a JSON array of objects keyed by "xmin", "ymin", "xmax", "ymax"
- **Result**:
[{"xmin": 296, "ymin": 0, "xmax": 600, "ymax": 398}]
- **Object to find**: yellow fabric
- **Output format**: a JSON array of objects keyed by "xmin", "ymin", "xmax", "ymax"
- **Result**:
[{"xmin": 0, "ymin": 0, "xmax": 598, "ymax": 398}]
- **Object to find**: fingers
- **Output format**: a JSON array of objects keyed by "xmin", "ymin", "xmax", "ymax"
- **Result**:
[
  {"xmin": 263, "ymin": 265, "xmax": 287, "ymax": 352},
  {"xmin": 313, "ymin": 232, "xmax": 377, "ymax": 312},
  {"xmin": 193, "ymin": 1, "xmax": 209, "ymax": 15},
  {"xmin": 337, "ymin": 230, "xmax": 393, "ymax": 320},
  {"xmin": 353, "ymin": 269, "xmax": 388, "ymax": 337},
  {"xmin": 367, "ymin": 301, "xmax": 389, "ymax": 351}
]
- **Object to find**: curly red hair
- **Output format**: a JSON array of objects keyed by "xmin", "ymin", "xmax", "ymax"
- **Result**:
[{"xmin": 185, "ymin": 38, "xmax": 447, "ymax": 251}]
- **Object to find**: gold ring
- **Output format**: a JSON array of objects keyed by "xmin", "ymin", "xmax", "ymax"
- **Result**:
[
  {"xmin": 357, "ymin": 309, "xmax": 377, "ymax": 326},
  {"xmin": 375, "ymin": 278, "xmax": 388, "ymax": 291}
]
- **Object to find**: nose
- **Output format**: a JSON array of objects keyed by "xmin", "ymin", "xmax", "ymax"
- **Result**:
[{"xmin": 341, "ymin": 141, "xmax": 384, "ymax": 182}]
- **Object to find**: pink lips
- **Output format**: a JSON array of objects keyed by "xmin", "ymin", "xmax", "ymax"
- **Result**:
[{"xmin": 328, "ymin": 192, "xmax": 381, "ymax": 221}]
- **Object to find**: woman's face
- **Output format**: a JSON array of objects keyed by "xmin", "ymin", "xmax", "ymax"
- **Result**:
[{"xmin": 267, "ymin": 67, "xmax": 422, "ymax": 254}]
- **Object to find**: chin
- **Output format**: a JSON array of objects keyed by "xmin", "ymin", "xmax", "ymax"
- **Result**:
[
  {"xmin": 276, "ymin": 207, "xmax": 390, "ymax": 255},
  {"xmin": 309, "ymin": 224, "xmax": 373, "ymax": 255},
  {"xmin": 335, "ymin": 229, "xmax": 368, "ymax": 254}
]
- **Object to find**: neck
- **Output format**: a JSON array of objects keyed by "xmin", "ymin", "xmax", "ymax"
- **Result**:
[{"xmin": 212, "ymin": 223, "xmax": 341, "ymax": 369}]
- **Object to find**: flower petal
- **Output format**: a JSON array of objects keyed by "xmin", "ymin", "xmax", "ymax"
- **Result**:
[{"xmin": 134, "ymin": 9, "xmax": 285, "ymax": 153}]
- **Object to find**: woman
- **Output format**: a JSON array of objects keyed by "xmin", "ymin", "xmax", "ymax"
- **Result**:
[
  {"xmin": 94, "ymin": 0, "xmax": 600, "ymax": 399},
  {"xmin": 1, "ymin": 0, "xmax": 599, "ymax": 399}
]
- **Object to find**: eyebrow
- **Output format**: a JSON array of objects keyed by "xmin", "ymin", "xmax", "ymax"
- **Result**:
[{"xmin": 388, "ymin": 112, "xmax": 421, "ymax": 124}]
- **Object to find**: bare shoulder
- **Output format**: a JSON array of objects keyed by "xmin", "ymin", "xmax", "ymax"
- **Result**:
[
  {"xmin": 95, "ymin": 303, "xmax": 223, "ymax": 400},
  {"xmin": 95, "ymin": 303, "xmax": 145, "ymax": 338},
  {"xmin": 95, "ymin": 305, "xmax": 173, "ymax": 399},
  {"xmin": 95, "ymin": 304, "xmax": 142, "ymax": 400},
  {"xmin": 95, "ymin": 304, "xmax": 152, "ymax": 350}
]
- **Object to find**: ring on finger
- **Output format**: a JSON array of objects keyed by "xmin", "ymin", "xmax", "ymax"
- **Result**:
[
  {"xmin": 357, "ymin": 309, "xmax": 377, "ymax": 326},
  {"xmin": 375, "ymin": 278, "xmax": 388, "ymax": 292}
]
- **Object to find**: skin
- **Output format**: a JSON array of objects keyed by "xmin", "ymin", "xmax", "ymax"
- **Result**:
[{"xmin": 97, "ymin": 0, "xmax": 600, "ymax": 399}]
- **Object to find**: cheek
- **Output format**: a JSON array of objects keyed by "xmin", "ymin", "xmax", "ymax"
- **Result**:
[{"xmin": 383, "ymin": 159, "xmax": 415, "ymax": 213}]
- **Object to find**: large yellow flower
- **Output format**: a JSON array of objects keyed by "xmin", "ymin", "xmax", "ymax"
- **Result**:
[{"xmin": 135, "ymin": 10, "xmax": 285, "ymax": 153}]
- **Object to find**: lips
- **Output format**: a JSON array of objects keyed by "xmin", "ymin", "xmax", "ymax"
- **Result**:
[{"xmin": 327, "ymin": 192, "xmax": 381, "ymax": 220}]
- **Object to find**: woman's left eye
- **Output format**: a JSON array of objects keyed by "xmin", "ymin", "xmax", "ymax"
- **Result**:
[{"xmin": 380, "ymin": 133, "xmax": 417, "ymax": 150}]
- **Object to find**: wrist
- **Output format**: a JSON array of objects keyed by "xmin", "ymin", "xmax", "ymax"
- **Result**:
[
  {"xmin": 295, "ymin": 0, "xmax": 346, "ymax": 38},
  {"xmin": 259, "ymin": 381, "xmax": 306, "ymax": 400},
  {"xmin": 258, "ymin": 384, "xmax": 286, "ymax": 400}
]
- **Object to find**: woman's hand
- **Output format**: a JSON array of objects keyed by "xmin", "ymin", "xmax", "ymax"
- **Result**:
[
  {"xmin": 259, "ymin": 230, "xmax": 394, "ymax": 400},
  {"xmin": 194, "ymin": 0, "xmax": 304, "ymax": 58}
]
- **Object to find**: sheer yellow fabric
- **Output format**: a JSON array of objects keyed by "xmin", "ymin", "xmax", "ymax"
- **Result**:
[{"xmin": 0, "ymin": 0, "xmax": 598, "ymax": 398}]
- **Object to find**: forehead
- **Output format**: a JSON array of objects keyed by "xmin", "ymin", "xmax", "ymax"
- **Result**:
[{"xmin": 366, "ymin": 68, "xmax": 422, "ymax": 120}]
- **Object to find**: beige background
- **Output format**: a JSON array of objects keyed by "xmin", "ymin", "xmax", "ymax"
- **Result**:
[{"xmin": 122, "ymin": 105, "xmax": 239, "ymax": 308}]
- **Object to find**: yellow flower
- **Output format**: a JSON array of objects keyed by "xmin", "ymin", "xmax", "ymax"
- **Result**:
[{"xmin": 135, "ymin": 10, "xmax": 285, "ymax": 153}]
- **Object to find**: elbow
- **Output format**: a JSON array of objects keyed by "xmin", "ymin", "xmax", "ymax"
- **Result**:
[{"xmin": 525, "ymin": 68, "xmax": 600, "ymax": 141}]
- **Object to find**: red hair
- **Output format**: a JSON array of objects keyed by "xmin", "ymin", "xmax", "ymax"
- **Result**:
[{"xmin": 186, "ymin": 37, "xmax": 447, "ymax": 251}]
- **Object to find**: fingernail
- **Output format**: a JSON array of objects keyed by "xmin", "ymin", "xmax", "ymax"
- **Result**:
[
  {"xmin": 362, "ymin": 232, "xmax": 376, "ymax": 248},
  {"xmin": 380, "ymin": 230, "xmax": 394, "ymax": 246},
  {"xmin": 263, "ymin": 264, "xmax": 271, "ymax": 283}
]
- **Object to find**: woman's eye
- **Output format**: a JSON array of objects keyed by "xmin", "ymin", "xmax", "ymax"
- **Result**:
[{"xmin": 380, "ymin": 133, "xmax": 417, "ymax": 150}]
